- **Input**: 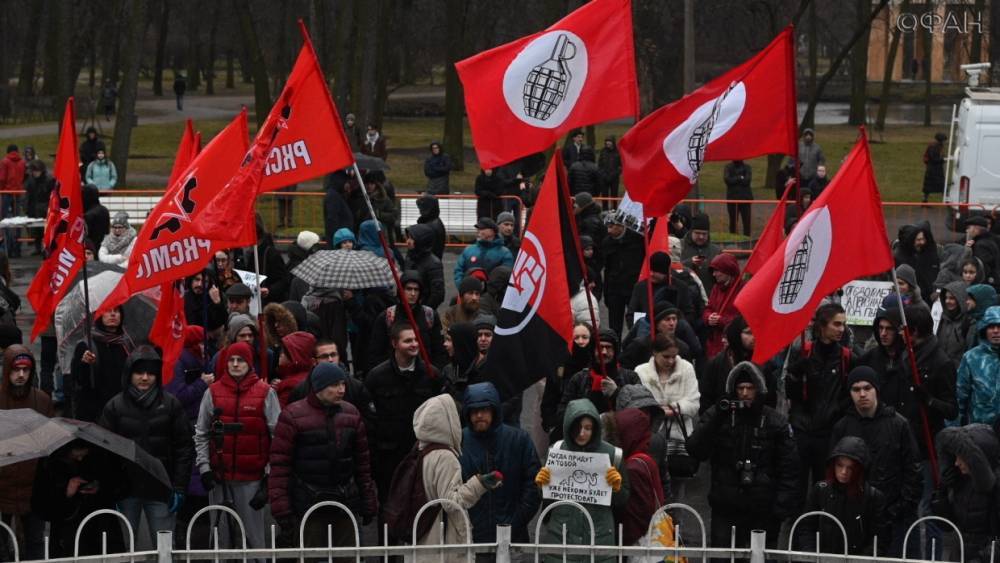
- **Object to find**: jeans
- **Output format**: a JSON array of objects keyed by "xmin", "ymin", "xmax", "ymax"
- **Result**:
[{"xmin": 118, "ymin": 497, "xmax": 175, "ymax": 547}]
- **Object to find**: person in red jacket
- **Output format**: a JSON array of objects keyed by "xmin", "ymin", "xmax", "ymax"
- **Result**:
[
  {"xmin": 0, "ymin": 145, "xmax": 26, "ymax": 257},
  {"xmin": 193, "ymin": 342, "xmax": 280, "ymax": 552},
  {"xmin": 269, "ymin": 362, "xmax": 378, "ymax": 548},
  {"xmin": 272, "ymin": 331, "xmax": 317, "ymax": 408},
  {"xmin": 702, "ymin": 253, "xmax": 743, "ymax": 358},
  {"xmin": 609, "ymin": 408, "xmax": 665, "ymax": 546}
]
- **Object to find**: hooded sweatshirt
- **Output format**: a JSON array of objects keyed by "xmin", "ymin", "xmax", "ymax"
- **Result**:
[
  {"xmin": 613, "ymin": 408, "xmax": 664, "ymax": 546},
  {"xmin": 0, "ymin": 346, "xmax": 53, "ymax": 514},
  {"xmin": 937, "ymin": 280, "xmax": 972, "ymax": 360},
  {"xmin": 702, "ymin": 253, "xmax": 743, "ymax": 357},
  {"xmin": 932, "ymin": 424, "xmax": 1000, "ymax": 559},
  {"xmin": 893, "ymin": 221, "xmax": 940, "ymax": 299},
  {"xmin": 966, "ymin": 283, "xmax": 998, "ymax": 348},
  {"xmin": 413, "ymin": 394, "xmax": 489, "ymax": 561},
  {"xmin": 273, "ymin": 331, "xmax": 317, "ymax": 407},
  {"xmin": 416, "ymin": 195, "xmax": 446, "ymax": 259}
]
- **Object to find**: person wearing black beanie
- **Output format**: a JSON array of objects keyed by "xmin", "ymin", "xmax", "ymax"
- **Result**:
[
  {"xmin": 626, "ymin": 252, "xmax": 695, "ymax": 327},
  {"xmin": 555, "ymin": 326, "xmax": 640, "ymax": 424}
]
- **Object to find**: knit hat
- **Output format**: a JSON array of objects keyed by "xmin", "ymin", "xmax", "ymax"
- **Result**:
[
  {"xmin": 459, "ymin": 276, "xmax": 483, "ymax": 296},
  {"xmin": 310, "ymin": 362, "xmax": 348, "ymax": 391},
  {"xmin": 574, "ymin": 192, "xmax": 594, "ymax": 209},
  {"xmin": 649, "ymin": 251, "xmax": 671, "ymax": 275},
  {"xmin": 474, "ymin": 314, "xmax": 496, "ymax": 331},
  {"xmin": 225, "ymin": 283, "xmax": 253, "ymax": 299},
  {"xmin": 475, "ymin": 217, "xmax": 498, "ymax": 233},
  {"xmin": 184, "ymin": 325, "xmax": 205, "ymax": 350},
  {"xmin": 690, "ymin": 212, "xmax": 710, "ymax": 231},
  {"xmin": 111, "ymin": 211, "xmax": 130, "ymax": 227},
  {"xmin": 598, "ymin": 327, "xmax": 619, "ymax": 349},
  {"xmin": 296, "ymin": 230, "xmax": 321, "ymax": 251},
  {"xmin": 497, "ymin": 211, "xmax": 515, "ymax": 225},
  {"xmin": 846, "ymin": 366, "xmax": 880, "ymax": 393},
  {"xmin": 11, "ymin": 353, "xmax": 33, "ymax": 370}
]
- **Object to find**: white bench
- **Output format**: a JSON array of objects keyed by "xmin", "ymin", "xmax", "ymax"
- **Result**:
[
  {"xmin": 399, "ymin": 197, "xmax": 481, "ymax": 237},
  {"xmin": 101, "ymin": 195, "xmax": 162, "ymax": 226}
]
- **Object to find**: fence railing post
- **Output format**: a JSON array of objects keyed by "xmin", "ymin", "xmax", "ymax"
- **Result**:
[
  {"xmin": 157, "ymin": 530, "xmax": 173, "ymax": 563},
  {"xmin": 749, "ymin": 530, "xmax": 765, "ymax": 563},
  {"xmin": 496, "ymin": 525, "xmax": 511, "ymax": 563}
]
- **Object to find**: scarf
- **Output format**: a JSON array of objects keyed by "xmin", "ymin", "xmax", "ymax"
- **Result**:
[
  {"xmin": 101, "ymin": 226, "xmax": 136, "ymax": 255},
  {"xmin": 366, "ymin": 131, "xmax": 380, "ymax": 147},
  {"xmin": 127, "ymin": 384, "xmax": 159, "ymax": 409},
  {"xmin": 92, "ymin": 322, "xmax": 135, "ymax": 353}
]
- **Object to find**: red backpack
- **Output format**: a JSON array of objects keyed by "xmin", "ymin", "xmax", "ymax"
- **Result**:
[{"xmin": 383, "ymin": 442, "xmax": 450, "ymax": 542}]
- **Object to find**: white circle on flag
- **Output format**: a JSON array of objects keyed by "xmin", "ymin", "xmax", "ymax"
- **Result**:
[
  {"xmin": 496, "ymin": 231, "xmax": 548, "ymax": 336},
  {"xmin": 502, "ymin": 30, "xmax": 589, "ymax": 129},
  {"xmin": 771, "ymin": 205, "xmax": 833, "ymax": 314},
  {"xmin": 662, "ymin": 81, "xmax": 747, "ymax": 182}
]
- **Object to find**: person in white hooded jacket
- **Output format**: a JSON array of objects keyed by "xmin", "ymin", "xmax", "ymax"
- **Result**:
[{"xmin": 412, "ymin": 393, "xmax": 501, "ymax": 562}]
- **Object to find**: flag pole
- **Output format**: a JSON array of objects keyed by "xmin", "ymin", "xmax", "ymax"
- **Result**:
[
  {"xmin": 352, "ymin": 163, "xmax": 434, "ymax": 374},
  {"xmin": 889, "ymin": 267, "xmax": 940, "ymax": 485},
  {"xmin": 645, "ymin": 218, "xmax": 656, "ymax": 344}
]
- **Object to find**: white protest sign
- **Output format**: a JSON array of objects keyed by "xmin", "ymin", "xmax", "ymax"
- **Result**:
[
  {"xmin": 235, "ymin": 269, "xmax": 268, "ymax": 316},
  {"xmin": 542, "ymin": 449, "xmax": 613, "ymax": 506},
  {"xmin": 842, "ymin": 280, "xmax": 894, "ymax": 325}
]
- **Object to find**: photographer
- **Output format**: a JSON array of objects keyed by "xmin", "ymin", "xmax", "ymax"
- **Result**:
[
  {"xmin": 194, "ymin": 342, "xmax": 280, "ymax": 553},
  {"xmin": 686, "ymin": 362, "xmax": 800, "ymax": 549}
]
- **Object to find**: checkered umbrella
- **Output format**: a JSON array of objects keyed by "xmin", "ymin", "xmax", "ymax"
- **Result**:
[{"xmin": 291, "ymin": 249, "xmax": 394, "ymax": 290}]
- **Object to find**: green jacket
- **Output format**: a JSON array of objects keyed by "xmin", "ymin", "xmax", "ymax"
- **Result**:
[{"xmin": 542, "ymin": 399, "xmax": 629, "ymax": 562}]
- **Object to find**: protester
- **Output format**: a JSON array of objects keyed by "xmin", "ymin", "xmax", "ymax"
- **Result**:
[
  {"xmin": 702, "ymin": 252, "xmax": 743, "ymax": 357},
  {"xmin": 82, "ymin": 184, "xmax": 110, "ymax": 249},
  {"xmin": 601, "ymin": 215, "xmax": 644, "ymax": 336},
  {"xmin": 542, "ymin": 322, "xmax": 596, "ymax": 443},
  {"xmin": 479, "ymin": 265, "xmax": 512, "ymax": 317},
  {"xmin": 271, "ymin": 331, "xmax": 317, "ymax": 407},
  {"xmin": 796, "ymin": 437, "xmax": 889, "ymax": 555},
  {"xmin": 922, "ymin": 133, "xmax": 947, "ymax": 203},
  {"xmin": 937, "ymin": 280, "xmax": 972, "ymax": 360},
  {"xmin": 568, "ymin": 148, "xmax": 601, "ymax": 196},
  {"xmin": 194, "ymin": 342, "xmax": 280, "ymax": 552},
  {"xmin": 70, "ymin": 307, "xmax": 134, "ymax": 422},
  {"xmin": 0, "ymin": 346, "xmax": 51, "ymax": 559},
  {"xmin": 954, "ymin": 305, "xmax": 1000, "ymax": 426},
  {"xmin": 597, "ymin": 136, "xmax": 621, "ymax": 207},
  {"xmin": 894, "ymin": 222, "xmax": 941, "ymax": 300},
  {"xmin": 454, "ymin": 218, "xmax": 514, "ymax": 287},
  {"xmin": 894, "ymin": 264, "xmax": 930, "ymax": 311},
  {"xmin": 184, "ymin": 270, "xmax": 227, "ymax": 333},
  {"xmin": 681, "ymin": 213, "xmax": 722, "ymax": 293},
  {"xmin": 723, "ymin": 160, "xmax": 753, "ymax": 236},
  {"xmin": 332, "ymin": 227, "xmax": 356, "ymax": 250},
  {"xmin": 535, "ymin": 398, "xmax": 628, "ymax": 562},
  {"xmin": 98, "ymin": 212, "xmax": 136, "ymax": 266},
  {"xmin": 225, "ymin": 283, "xmax": 252, "ymax": 316},
  {"xmin": 807, "ymin": 164, "xmax": 830, "ymax": 200},
  {"xmin": 85, "ymin": 148, "xmax": 118, "ymax": 189},
  {"xmin": 829, "ymin": 366, "xmax": 922, "ymax": 555},
  {"xmin": 422, "ymin": 141, "xmax": 453, "ymax": 195},
  {"xmin": 965, "ymin": 283, "xmax": 998, "ymax": 348},
  {"xmin": 444, "ymin": 276, "xmax": 483, "ymax": 328},
  {"xmin": 23, "ymin": 159, "xmax": 53, "ymax": 255},
  {"xmin": 242, "ymin": 215, "xmax": 291, "ymax": 304},
  {"xmin": 620, "ymin": 303, "xmax": 702, "ymax": 368},
  {"xmin": 609, "ymin": 408, "xmax": 665, "ymax": 547},
  {"xmin": 98, "ymin": 346, "xmax": 192, "ymax": 545},
  {"xmin": 361, "ymin": 124, "xmax": 388, "ymax": 160},
  {"xmin": 573, "ymin": 192, "xmax": 605, "ymax": 253},
  {"xmin": 0, "ymin": 145, "xmax": 25, "ymax": 256},
  {"xmin": 700, "ymin": 316, "xmax": 775, "ymax": 411},
  {"xmin": 558, "ymin": 328, "xmax": 639, "ymax": 419},
  {"xmin": 212, "ymin": 250, "xmax": 241, "ymax": 292},
  {"xmin": 608, "ymin": 384, "xmax": 671, "ymax": 499},
  {"xmin": 79, "ymin": 127, "xmax": 105, "ymax": 173},
  {"xmin": 687, "ymin": 361, "xmax": 799, "ymax": 549},
  {"xmin": 269, "ymin": 362, "xmax": 378, "ymax": 548},
  {"xmin": 497, "ymin": 211, "xmax": 521, "ymax": 257},
  {"xmin": 798, "ymin": 128, "xmax": 826, "ymax": 185},
  {"xmin": 562, "ymin": 130, "xmax": 588, "ymax": 166},
  {"xmin": 405, "ymin": 224, "xmax": 446, "ymax": 309},
  {"xmin": 964, "ymin": 216, "xmax": 999, "ymax": 286},
  {"xmin": 343, "ymin": 112, "xmax": 362, "ymax": 150},
  {"xmin": 368, "ymin": 271, "xmax": 447, "ymax": 367},
  {"xmin": 627, "ymin": 252, "xmax": 695, "ymax": 325},
  {"xmin": 416, "ymin": 194, "xmax": 447, "ymax": 259},
  {"xmin": 459, "ymin": 382, "xmax": 541, "ymax": 544}
]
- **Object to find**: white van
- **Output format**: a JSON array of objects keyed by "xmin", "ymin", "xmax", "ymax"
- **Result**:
[{"xmin": 943, "ymin": 64, "xmax": 1000, "ymax": 216}]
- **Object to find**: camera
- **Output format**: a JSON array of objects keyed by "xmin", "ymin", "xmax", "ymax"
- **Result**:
[
  {"xmin": 736, "ymin": 459, "xmax": 755, "ymax": 486},
  {"xmin": 210, "ymin": 408, "xmax": 244, "ymax": 448},
  {"xmin": 718, "ymin": 398, "xmax": 750, "ymax": 412}
]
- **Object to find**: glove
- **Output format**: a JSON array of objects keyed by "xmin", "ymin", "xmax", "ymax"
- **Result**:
[
  {"xmin": 478, "ymin": 470, "xmax": 504, "ymax": 490},
  {"xmin": 200, "ymin": 471, "xmax": 216, "ymax": 492},
  {"xmin": 168, "ymin": 491, "xmax": 185, "ymax": 514},
  {"xmin": 534, "ymin": 467, "xmax": 551, "ymax": 487},
  {"xmin": 606, "ymin": 467, "xmax": 622, "ymax": 492}
]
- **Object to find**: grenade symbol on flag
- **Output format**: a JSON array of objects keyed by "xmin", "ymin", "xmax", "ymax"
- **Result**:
[
  {"xmin": 686, "ymin": 83, "xmax": 735, "ymax": 183},
  {"xmin": 523, "ymin": 34, "xmax": 577, "ymax": 121},
  {"xmin": 778, "ymin": 233, "xmax": 812, "ymax": 305}
]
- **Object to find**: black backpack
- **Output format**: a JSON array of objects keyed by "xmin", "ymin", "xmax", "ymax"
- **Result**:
[{"xmin": 383, "ymin": 442, "xmax": 450, "ymax": 542}]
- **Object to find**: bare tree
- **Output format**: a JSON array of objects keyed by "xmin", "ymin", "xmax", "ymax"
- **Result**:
[
  {"xmin": 153, "ymin": 0, "xmax": 171, "ymax": 96},
  {"xmin": 204, "ymin": 2, "xmax": 224, "ymax": 95},
  {"xmin": 111, "ymin": 0, "xmax": 151, "ymax": 187},
  {"xmin": 185, "ymin": 2, "xmax": 202, "ymax": 92},
  {"xmin": 848, "ymin": 0, "xmax": 872, "ymax": 125},
  {"xmin": 875, "ymin": 0, "xmax": 909, "ymax": 131},
  {"xmin": 16, "ymin": 1, "xmax": 43, "ymax": 97},
  {"xmin": 235, "ymin": 0, "xmax": 272, "ymax": 127},
  {"xmin": 443, "ymin": 0, "xmax": 467, "ymax": 171}
]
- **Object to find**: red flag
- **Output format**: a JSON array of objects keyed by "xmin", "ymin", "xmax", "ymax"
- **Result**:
[
  {"xmin": 743, "ymin": 180, "xmax": 797, "ymax": 277},
  {"xmin": 258, "ymin": 22, "xmax": 354, "ymax": 192},
  {"xmin": 149, "ymin": 281, "xmax": 187, "ymax": 386},
  {"xmin": 456, "ymin": 0, "xmax": 638, "ymax": 168},
  {"xmin": 98, "ymin": 111, "xmax": 252, "ymax": 316},
  {"xmin": 735, "ymin": 130, "xmax": 892, "ymax": 364},
  {"xmin": 481, "ymin": 152, "xmax": 583, "ymax": 398},
  {"xmin": 27, "ymin": 99, "xmax": 87, "ymax": 341},
  {"xmin": 639, "ymin": 216, "xmax": 670, "ymax": 281},
  {"xmin": 167, "ymin": 119, "xmax": 200, "ymax": 189},
  {"xmin": 621, "ymin": 27, "xmax": 797, "ymax": 216}
]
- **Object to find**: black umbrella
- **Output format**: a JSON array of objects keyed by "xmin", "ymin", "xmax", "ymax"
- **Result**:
[
  {"xmin": 352, "ymin": 152, "xmax": 390, "ymax": 172},
  {"xmin": 0, "ymin": 409, "xmax": 173, "ymax": 499}
]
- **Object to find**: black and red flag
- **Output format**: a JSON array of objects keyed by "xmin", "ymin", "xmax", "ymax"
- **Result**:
[
  {"xmin": 481, "ymin": 152, "xmax": 582, "ymax": 399},
  {"xmin": 27, "ymin": 98, "xmax": 87, "ymax": 341}
]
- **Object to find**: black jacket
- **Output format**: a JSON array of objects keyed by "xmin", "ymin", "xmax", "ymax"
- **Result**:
[
  {"xmin": 98, "ymin": 346, "xmax": 193, "ymax": 496},
  {"xmin": 82, "ymin": 185, "xmax": 109, "ymax": 249},
  {"xmin": 404, "ymin": 224, "xmax": 446, "ymax": 309},
  {"xmin": 416, "ymin": 195, "xmax": 446, "ymax": 259},
  {"xmin": 786, "ymin": 340, "xmax": 856, "ymax": 435},
  {"xmin": 183, "ymin": 276, "xmax": 227, "ymax": 332},
  {"xmin": 601, "ymin": 230, "xmax": 644, "ymax": 299},
  {"xmin": 367, "ymin": 303, "xmax": 447, "ymax": 369},
  {"xmin": 893, "ymin": 222, "xmax": 940, "ymax": 299},
  {"xmin": 70, "ymin": 335, "xmax": 130, "ymax": 423},
  {"xmin": 363, "ymin": 356, "xmax": 442, "ymax": 457},
  {"xmin": 723, "ymin": 161, "xmax": 753, "ymax": 200},
  {"xmin": 829, "ymin": 404, "xmax": 923, "ymax": 522},
  {"xmin": 627, "ymin": 279, "xmax": 695, "ymax": 324},
  {"xmin": 557, "ymin": 364, "xmax": 639, "ymax": 421},
  {"xmin": 568, "ymin": 160, "xmax": 601, "ymax": 196},
  {"xmin": 575, "ymin": 203, "xmax": 605, "ymax": 258},
  {"xmin": 475, "ymin": 172, "xmax": 504, "ymax": 223}
]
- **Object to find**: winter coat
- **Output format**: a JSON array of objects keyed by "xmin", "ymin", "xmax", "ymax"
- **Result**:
[
  {"xmin": 797, "ymin": 436, "xmax": 889, "ymax": 555},
  {"xmin": 459, "ymin": 383, "xmax": 541, "ymax": 543},
  {"xmin": 245, "ymin": 237, "xmax": 291, "ymax": 304},
  {"xmin": 85, "ymin": 158, "xmax": 117, "ymax": 189},
  {"xmin": 575, "ymin": 202, "xmax": 605, "ymax": 256},
  {"xmin": 323, "ymin": 171, "xmax": 356, "ymax": 244},
  {"xmin": 702, "ymin": 253, "xmax": 743, "ymax": 357},
  {"xmin": 829, "ymin": 403, "xmax": 923, "ymax": 522},
  {"xmin": 966, "ymin": 284, "xmax": 997, "ymax": 348},
  {"xmin": 558, "ymin": 365, "xmax": 640, "ymax": 422},
  {"xmin": 364, "ymin": 355, "xmax": 442, "ymax": 462},
  {"xmin": 269, "ymin": 394, "xmax": 378, "ymax": 518},
  {"xmin": 24, "ymin": 167, "xmax": 55, "ymax": 218},
  {"xmin": 0, "ymin": 151, "xmax": 25, "ymax": 191},
  {"xmin": 368, "ymin": 302, "xmax": 448, "ymax": 369},
  {"xmin": 0, "ymin": 346, "xmax": 53, "ymax": 514},
  {"xmin": 893, "ymin": 221, "xmax": 941, "ymax": 299},
  {"xmin": 597, "ymin": 141, "xmax": 621, "ymax": 192},
  {"xmin": 82, "ymin": 185, "xmax": 109, "ymax": 249},
  {"xmin": 954, "ymin": 306, "xmax": 1000, "ymax": 426},
  {"xmin": 424, "ymin": 147, "xmax": 453, "ymax": 195},
  {"xmin": 786, "ymin": 339, "xmax": 856, "ymax": 436},
  {"xmin": 798, "ymin": 139, "xmax": 825, "ymax": 181},
  {"xmin": 932, "ymin": 424, "xmax": 1000, "ymax": 561},
  {"xmin": 273, "ymin": 331, "xmax": 317, "ymax": 408},
  {"xmin": 635, "ymin": 356, "xmax": 699, "ymax": 440},
  {"xmin": 414, "ymin": 394, "xmax": 489, "ymax": 562},
  {"xmin": 568, "ymin": 160, "xmax": 601, "ymax": 196},
  {"xmin": 183, "ymin": 286, "xmax": 227, "ymax": 332},
  {"xmin": 686, "ymin": 362, "xmax": 800, "ymax": 518},
  {"xmin": 606, "ymin": 385, "xmax": 670, "ymax": 499},
  {"xmin": 405, "ymin": 223, "xmax": 446, "ymax": 309},
  {"xmin": 601, "ymin": 229, "xmax": 644, "ymax": 299},
  {"xmin": 31, "ymin": 447, "xmax": 123, "ymax": 530},
  {"xmin": 680, "ymin": 232, "xmax": 722, "ymax": 292},
  {"xmin": 541, "ymin": 399, "xmax": 629, "ymax": 562},
  {"xmin": 416, "ymin": 195, "xmax": 446, "ymax": 259},
  {"xmin": 611, "ymin": 409, "xmax": 664, "ymax": 546},
  {"xmin": 164, "ymin": 347, "xmax": 209, "ymax": 497},
  {"xmin": 479, "ymin": 266, "xmax": 512, "ymax": 317},
  {"xmin": 937, "ymin": 281, "xmax": 972, "ymax": 361},
  {"xmin": 620, "ymin": 317, "xmax": 702, "ymax": 369},
  {"xmin": 723, "ymin": 161, "xmax": 753, "ymax": 200},
  {"xmin": 454, "ymin": 237, "xmax": 513, "ymax": 287},
  {"xmin": 627, "ymin": 279, "xmax": 695, "ymax": 324},
  {"xmin": 475, "ymin": 172, "xmax": 504, "ymax": 225},
  {"xmin": 361, "ymin": 134, "xmax": 388, "ymax": 161},
  {"xmin": 969, "ymin": 232, "xmax": 1000, "ymax": 286},
  {"xmin": 562, "ymin": 142, "xmax": 588, "ymax": 167},
  {"xmin": 70, "ymin": 323, "xmax": 133, "ymax": 422},
  {"xmin": 98, "ymin": 346, "xmax": 193, "ymax": 498},
  {"xmin": 700, "ymin": 318, "xmax": 778, "ymax": 412},
  {"xmin": 79, "ymin": 132, "xmax": 105, "ymax": 170},
  {"xmin": 923, "ymin": 140, "xmax": 946, "ymax": 195}
]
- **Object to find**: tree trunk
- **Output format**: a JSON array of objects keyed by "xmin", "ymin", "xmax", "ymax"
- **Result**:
[
  {"xmin": 683, "ymin": 0, "xmax": 695, "ymax": 93},
  {"xmin": 100, "ymin": 0, "xmax": 123, "ymax": 88},
  {"xmin": 40, "ymin": 0, "xmax": 63, "ymax": 96},
  {"xmin": 111, "ymin": 0, "xmax": 151, "ymax": 187},
  {"xmin": 185, "ymin": 3, "xmax": 201, "ymax": 92},
  {"xmin": 64, "ymin": 7, "xmax": 93, "ymax": 103},
  {"xmin": 801, "ymin": 0, "xmax": 890, "ymax": 130},
  {"xmin": 923, "ymin": 3, "xmax": 932, "ymax": 126},
  {"xmin": 153, "ymin": 0, "xmax": 170, "ymax": 96},
  {"xmin": 88, "ymin": 42, "xmax": 97, "ymax": 88},
  {"xmin": 204, "ymin": 2, "xmax": 222, "ymax": 95},
  {"xmin": 332, "ymin": 0, "xmax": 357, "ymax": 114},
  {"xmin": 806, "ymin": 0, "xmax": 817, "ymax": 103},
  {"xmin": 234, "ymin": 0, "xmax": 271, "ymax": 128},
  {"xmin": 875, "ymin": 0, "xmax": 908, "ymax": 131},
  {"xmin": 349, "ymin": 0, "xmax": 367, "ymax": 122},
  {"xmin": 443, "ymin": 0, "xmax": 467, "ymax": 172},
  {"xmin": 16, "ymin": 1, "xmax": 43, "ymax": 97},
  {"xmin": 848, "ymin": 0, "xmax": 871, "ymax": 125},
  {"xmin": 226, "ymin": 50, "xmax": 236, "ymax": 89},
  {"xmin": 372, "ymin": 0, "xmax": 392, "ymax": 128}
]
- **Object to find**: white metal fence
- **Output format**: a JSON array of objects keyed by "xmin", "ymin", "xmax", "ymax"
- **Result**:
[{"xmin": 0, "ymin": 500, "xmax": 989, "ymax": 562}]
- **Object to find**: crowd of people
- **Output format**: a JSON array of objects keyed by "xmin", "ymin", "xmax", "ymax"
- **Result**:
[{"xmin": 0, "ymin": 125, "xmax": 998, "ymax": 563}]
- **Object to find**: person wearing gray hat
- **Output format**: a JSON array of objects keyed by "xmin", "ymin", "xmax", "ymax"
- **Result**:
[
  {"xmin": 454, "ymin": 217, "xmax": 513, "ymax": 288},
  {"xmin": 225, "ymin": 283, "xmax": 253, "ymax": 315},
  {"xmin": 99, "ymin": 211, "xmax": 136, "ymax": 266},
  {"xmin": 496, "ymin": 211, "xmax": 521, "ymax": 256}
]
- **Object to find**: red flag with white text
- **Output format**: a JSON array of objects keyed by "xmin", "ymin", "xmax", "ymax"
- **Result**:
[
  {"xmin": 149, "ymin": 281, "xmax": 187, "ymax": 385},
  {"xmin": 456, "ymin": 0, "xmax": 638, "ymax": 168},
  {"xmin": 27, "ymin": 99, "xmax": 87, "ymax": 341},
  {"xmin": 621, "ymin": 27, "xmax": 797, "ymax": 216},
  {"xmin": 736, "ymin": 130, "xmax": 892, "ymax": 364}
]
